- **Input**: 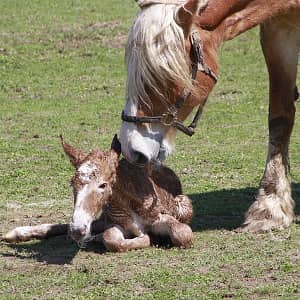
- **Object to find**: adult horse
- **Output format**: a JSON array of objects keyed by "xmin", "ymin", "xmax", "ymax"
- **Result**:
[{"xmin": 119, "ymin": 0, "xmax": 300, "ymax": 232}]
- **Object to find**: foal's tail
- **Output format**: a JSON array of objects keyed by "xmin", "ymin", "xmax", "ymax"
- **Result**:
[
  {"xmin": 173, "ymin": 195, "xmax": 193, "ymax": 224},
  {"xmin": 1, "ymin": 223, "xmax": 68, "ymax": 243}
]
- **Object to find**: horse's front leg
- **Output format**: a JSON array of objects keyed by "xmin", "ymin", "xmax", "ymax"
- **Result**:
[
  {"xmin": 102, "ymin": 225, "xmax": 150, "ymax": 252},
  {"xmin": 151, "ymin": 214, "xmax": 193, "ymax": 248},
  {"xmin": 239, "ymin": 19, "xmax": 299, "ymax": 232}
]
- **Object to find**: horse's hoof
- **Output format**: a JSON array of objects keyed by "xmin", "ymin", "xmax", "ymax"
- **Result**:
[
  {"xmin": 236, "ymin": 212, "xmax": 294, "ymax": 233},
  {"xmin": 235, "ymin": 220, "xmax": 280, "ymax": 233}
]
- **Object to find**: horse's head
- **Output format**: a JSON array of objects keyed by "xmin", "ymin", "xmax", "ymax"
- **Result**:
[
  {"xmin": 120, "ymin": 0, "xmax": 218, "ymax": 165},
  {"xmin": 61, "ymin": 135, "xmax": 121, "ymax": 245}
]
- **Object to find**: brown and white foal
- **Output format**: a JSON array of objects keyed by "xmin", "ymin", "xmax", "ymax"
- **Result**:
[{"xmin": 2, "ymin": 136, "xmax": 193, "ymax": 251}]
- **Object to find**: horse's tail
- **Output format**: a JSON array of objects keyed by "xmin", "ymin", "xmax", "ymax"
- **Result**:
[{"xmin": 1, "ymin": 223, "xmax": 68, "ymax": 243}]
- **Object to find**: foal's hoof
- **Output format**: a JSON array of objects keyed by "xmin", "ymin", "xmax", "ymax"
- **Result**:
[
  {"xmin": 1, "ymin": 229, "xmax": 21, "ymax": 243},
  {"xmin": 170, "ymin": 223, "xmax": 193, "ymax": 248}
]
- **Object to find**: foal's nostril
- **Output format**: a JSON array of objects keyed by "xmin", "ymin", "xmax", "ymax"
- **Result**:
[{"xmin": 131, "ymin": 150, "xmax": 149, "ymax": 165}]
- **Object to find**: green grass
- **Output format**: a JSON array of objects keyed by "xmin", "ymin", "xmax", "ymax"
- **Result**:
[{"xmin": 0, "ymin": 1, "xmax": 299, "ymax": 299}]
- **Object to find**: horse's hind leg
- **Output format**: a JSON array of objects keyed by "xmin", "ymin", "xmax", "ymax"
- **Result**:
[{"xmin": 239, "ymin": 18, "xmax": 299, "ymax": 232}]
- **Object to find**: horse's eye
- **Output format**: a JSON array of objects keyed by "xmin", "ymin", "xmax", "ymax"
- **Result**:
[{"xmin": 98, "ymin": 183, "xmax": 107, "ymax": 189}]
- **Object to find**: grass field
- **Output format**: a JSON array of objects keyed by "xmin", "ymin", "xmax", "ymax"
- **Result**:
[{"xmin": 0, "ymin": 1, "xmax": 299, "ymax": 299}]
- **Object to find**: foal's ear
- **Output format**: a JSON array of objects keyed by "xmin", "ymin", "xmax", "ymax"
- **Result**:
[
  {"xmin": 109, "ymin": 135, "xmax": 121, "ymax": 171},
  {"xmin": 60, "ymin": 135, "xmax": 86, "ymax": 167},
  {"xmin": 176, "ymin": 0, "xmax": 206, "ymax": 36},
  {"xmin": 110, "ymin": 134, "xmax": 121, "ymax": 157}
]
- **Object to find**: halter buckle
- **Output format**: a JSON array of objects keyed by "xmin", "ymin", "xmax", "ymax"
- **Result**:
[{"xmin": 161, "ymin": 107, "xmax": 177, "ymax": 126}]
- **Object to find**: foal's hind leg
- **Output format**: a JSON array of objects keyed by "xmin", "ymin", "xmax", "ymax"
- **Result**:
[
  {"xmin": 239, "ymin": 19, "xmax": 299, "ymax": 232},
  {"xmin": 151, "ymin": 214, "xmax": 193, "ymax": 248},
  {"xmin": 102, "ymin": 225, "xmax": 150, "ymax": 252}
]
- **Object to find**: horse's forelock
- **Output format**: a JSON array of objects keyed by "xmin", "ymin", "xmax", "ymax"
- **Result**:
[{"xmin": 126, "ymin": 3, "xmax": 197, "ymax": 108}]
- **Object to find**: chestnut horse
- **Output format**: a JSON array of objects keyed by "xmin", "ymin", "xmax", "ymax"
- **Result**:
[{"xmin": 119, "ymin": 0, "xmax": 300, "ymax": 232}]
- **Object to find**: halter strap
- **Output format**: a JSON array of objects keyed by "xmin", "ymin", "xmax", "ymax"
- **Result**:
[
  {"xmin": 121, "ymin": 28, "xmax": 217, "ymax": 137},
  {"xmin": 136, "ymin": 0, "xmax": 208, "ymax": 8},
  {"xmin": 136, "ymin": 0, "xmax": 188, "ymax": 8}
]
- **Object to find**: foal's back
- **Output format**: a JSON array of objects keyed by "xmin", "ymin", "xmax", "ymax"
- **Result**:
[{"xmin": 108, "ymin": 159, "xmax": 192, "ymax": 228}]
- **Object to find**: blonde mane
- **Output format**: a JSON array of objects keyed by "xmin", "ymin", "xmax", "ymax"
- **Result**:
[{"xmin": 126, "ymin": 3, "xmax": 196, "ymax": 108}]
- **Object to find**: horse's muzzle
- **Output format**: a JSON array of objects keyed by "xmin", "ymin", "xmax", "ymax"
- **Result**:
[{"xmin": 68, "ymin": 224, "xmax": 88, "ymax": 242}]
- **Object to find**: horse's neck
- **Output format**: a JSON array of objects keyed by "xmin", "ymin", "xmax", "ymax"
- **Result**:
[{"xmin": 196, "ymin": 0, "xmax": 300, "ymax": 43}]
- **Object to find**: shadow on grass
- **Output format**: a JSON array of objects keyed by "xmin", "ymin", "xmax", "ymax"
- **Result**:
[
  {"xmin": 190, "ymin": 182, "xmax": 300, "ymax": 231},
  {"xmin": 2, "ymin": 235, "xmax": 79, "ymax": 265},
  {"xmin": 2, "ymin": 234, "xmax": 109, "ymax": 265},
  {"xmin": 3, "ymin": 183, "xmax": 299, "ymax": 265}
]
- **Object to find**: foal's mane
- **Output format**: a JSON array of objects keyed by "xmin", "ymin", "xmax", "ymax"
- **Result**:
[{"xmin": 126, "ymin": 2, "xmax": 198, "ymax": 108}]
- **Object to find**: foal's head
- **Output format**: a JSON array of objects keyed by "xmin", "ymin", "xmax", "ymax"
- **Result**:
[{"xmin": 61, "ymin": 135, "xmax": 121, "ymax": 244}]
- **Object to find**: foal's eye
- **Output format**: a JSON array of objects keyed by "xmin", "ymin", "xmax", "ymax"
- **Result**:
[{"xmin": 98, "ymin": 183, "xmax": 107, "ymax": 189}]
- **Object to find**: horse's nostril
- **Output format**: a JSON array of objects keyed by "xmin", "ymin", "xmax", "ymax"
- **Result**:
[
  {"xmin": 69, "ymin": 225, "xmax": 87, "ymax": 241},
  {"xmin": 131, "ymin": 150, "xmax": 149, "ymax": 165}
]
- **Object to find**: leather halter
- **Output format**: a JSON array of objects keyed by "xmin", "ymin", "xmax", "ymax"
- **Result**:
[{"xmin": 121, "ymin": 28, "xmax": 217, "ymax": 137}]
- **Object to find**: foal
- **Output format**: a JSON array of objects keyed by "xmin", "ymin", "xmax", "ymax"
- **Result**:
[{"xmin": 3, "ymin": 136, "xmax": 193, "ymax": 251}]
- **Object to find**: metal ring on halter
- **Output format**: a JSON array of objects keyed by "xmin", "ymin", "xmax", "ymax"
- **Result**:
[
  {"xmin": 160, "ymin": 107, "xmax": 178, "ymax": 126},
  {"xmin": 161, "ymin": 113, "xmax": 176, "ymax": 126}
]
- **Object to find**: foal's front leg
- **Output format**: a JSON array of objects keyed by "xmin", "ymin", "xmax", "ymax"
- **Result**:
[
  {"xmin": 239, "ymin": 19, "xmax": 298, "ymax": 232},
  {"xmin": 2, "ymin": 223, "xmax": 68, "ymax": 242},
  {"xmin": 151, "ymin": 214, "xmax": 193, "ymax": 248},
  {"xmin": 102, "ymin": 225, "xmax": 150, "ymax": 252}
]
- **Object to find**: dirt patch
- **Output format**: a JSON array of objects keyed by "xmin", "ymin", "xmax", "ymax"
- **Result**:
[
  {"xmin": 57, "ymin": 20, "xmax": 127, "ymax": 51},
  {"xmin": 58, "ymin": 35, "xmax": 96, "ymax": 50},
  {"xmin": 101, "ymin": 33, "xmax": 127, "ymax": 49},
  {"xmin": 1, "ymin": 201, "xmax": 71, "ymax": 237},
  {"xmin": 58, "ymin": 33, "xmax": 127, "ymax": 50},
  {"xmin": 85, "ymin": 21, "xmax": 121, "ymax": 31},
  {"xmin": 55, "ymin": 20, "xmax": 120, "ymax": 34}
]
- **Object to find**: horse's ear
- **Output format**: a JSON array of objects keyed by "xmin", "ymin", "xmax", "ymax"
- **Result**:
[
  {"xmin": 110, "ymin": 134, "xmax": 121, "ymax": 157},
  {"xmin": 175, "ymin": 0, "xmax": 206, "ymax": 36},
  {"xmin": 196, "ymin": 0, "xmax": 249, "ymax": 30},
  {"xmin": 60, "ymin": 135, "xmax": 86, "ymax": 167}
]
